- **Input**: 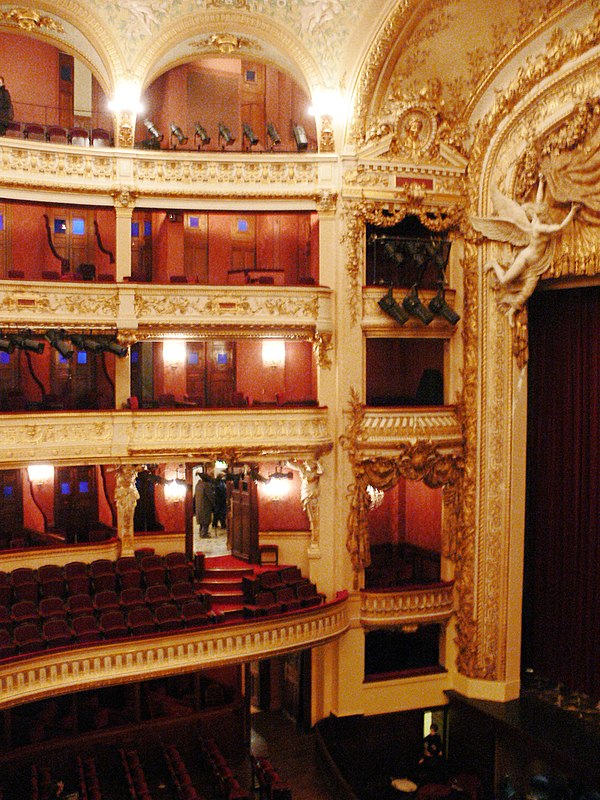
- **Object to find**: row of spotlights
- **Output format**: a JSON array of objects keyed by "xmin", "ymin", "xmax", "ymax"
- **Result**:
[
  {"xmin": 143, "ymin": 119, "xmax": 308, "ymax": 151},
  {"xmin": 0, "ymin": 329, "xmax": 128, "ymax": 358}
]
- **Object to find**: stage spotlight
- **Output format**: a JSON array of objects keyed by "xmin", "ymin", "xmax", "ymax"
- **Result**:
[
  {"xmin": 292, "ymin": 124, "xmax": 308, "ymax": 151},
  {"xmin": 170, "ymin": 123, "xmax": 188, "ymax": 148},
  {"xmin": 95, "ymin": 336, "xmax": 129, "ymax": 358},
  {"xmin": 242, "ymin": 123, "xmax": 259, "ymax": 150},
  {"xmin": 428, "ymin": 286, "xmax": 460, "ymax": 325},
  {"xmin": 218, "ymin": 123, "xmax": 235, "ymax": 149},
  {"xmin": 0, "ymin": 335, "xmax": 15, "ymax": 353},
  {"xmin": 70, "ymin": 334, "xmax": 104, "ymax": 354},
  {"xmin": 10, "ymin": 330, "xmax": 45, "ymax": 354},
  {"xmin": 141, "ymin": 118, "xmax": 163, "ymax": 149},
  {"xmin": 194, "ymin": 123, "xmax": 211, "ymax": 148},
  {"xmin": 378, "ymin": 286, "xmax": 409, "ymax": 325},
  {"xmin": 44, "ymin": 328, "xmax": 74, "ymax": 359},
  {"xmin": 402, "ymin": 284, "xmax": 435, "ymax": 325},
  {"xmin": 266, "ymin": 122, "xmax": 281, "ymax": 149}
]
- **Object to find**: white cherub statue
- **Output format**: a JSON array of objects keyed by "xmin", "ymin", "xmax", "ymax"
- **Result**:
[{"xmin": 471, "ymin": 176, "xmax": 580, "ymax": 324}]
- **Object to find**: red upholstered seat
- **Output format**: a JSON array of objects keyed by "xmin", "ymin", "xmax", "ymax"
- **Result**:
[
  {"xmin": 145, "ymin": 584, "xmax": 171, "ymax": 609},
  {"xmin": 11, "ymin": 567, "xmax": 39, "ymax": 601},
  {"xmin": 72, "ymin": 614, "xmax": 101, "ymax": 643},
  {"xmin": 94, "ymin": 590, "xmax": 120, "ymax": 612},
  {"xmin": 64, "ymin": 562, "xmax": 90, "ymax": 595},
  {"xmin": 0, "ymin": 628, "xmax": 16, "ymax": 658},
  {"xmin": 98, "ymin": 610, "xmax": 128, "ymax": 639},
  {"xmin": 13, "ymin": 622, "xmax": 45, "ymax": 653},
  {"xmin": 11, "ymin": 600, "xmax": 39, "ymax": 625},
  {"xmin": 66, "ymin": 593, "xmax": 95, "ymax": 617},
  {"xmin": 127, "ymin": 606, "xmax": 156, "ymax": 636},
  {"xmin": 43, "ymin": 618, "xmax": 74, "ymax": 648},
  {"xmin": 119, "ymin": 587, "xmax": 146, "ymax": 610},
  {"xmin": 38, "ymin": 564, "xmax": 65, "ymax": 598},
  {"xmin": 154, "ymin": 603, "xmax": 183, "ymax": 631},
  {"xmin": 39, "ymin": 597, "xmax": 66, "ymax": 620}
]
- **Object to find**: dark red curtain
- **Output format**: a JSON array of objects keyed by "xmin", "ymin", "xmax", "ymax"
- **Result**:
[{"xmin": 523, "ymin": 286, "xmax": 600, "ymax": 696}]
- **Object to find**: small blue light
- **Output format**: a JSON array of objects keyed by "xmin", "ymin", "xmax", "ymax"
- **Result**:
[
  {"xmin": 72, "ymin": 218, "xmax": 85, "ymax": 235},
  {"xmin": 217, "ymin": 352, "xmax": 227, "ymax": 365},
  {"xmin": 61, "ymin": 483, "xmax": 71, "ymax": 495},
  {"xmin": 54, "ymin": 219, "xmax": 67, "ymax": 235},
  {"xmin": 188, "ymin": 352, "xmax": 199, "ymax": 365},
  {"xmin": 237, "ymin": 219, "xmax": 248, "ymax": 233},
  {"xmin": 131, "ymin": 350, "xmax": 139, "ymax": 364},
  {"xmin": 77, "ymin": 351, "xmax": 87, "ymax": 364},
  {"xmin": 0, "ymin": 352, "xmax": 10, "ymax": 364},
  {"xmin": 189, "ymin": 216, "xmax": 199, "ymax": 229},
  {"xmin": 3, "ymin": 486, "xmax": 13, "ymax": 497},
  {"xmin": 131, "ymin": 221, "xmax": 140, "ymax": 237},
  {"xmin": 144, "ymin": 220, "xmax": 152, "ymax": 237},
  {"xmin": 0, "ymin": 213, "xmax": 4, "ymax": 231},
  {"xmin": 79, "ymin": 481, "xmax": 89, "ymax": 493},
  {"xmin": 246, "ymin": 70, "xmax": 256, "ymax": 82}
]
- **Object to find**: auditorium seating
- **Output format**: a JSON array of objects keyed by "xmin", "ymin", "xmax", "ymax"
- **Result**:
[
  {"xmin": 0, "ymin": 555, "xmax": 328, "ymax": 662},
  {"xmin": 251, "ymin": 754, "xmax": 292, "ymax": 800},
  {"xmin": 200, "ymin": 736, "xmax": 252, "ymax": 800}
]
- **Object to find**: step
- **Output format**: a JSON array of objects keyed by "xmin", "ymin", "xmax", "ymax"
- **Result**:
[
  {"xmin": 205, "ymin": 590, "xmax": 244, "ymax": 606},
  {"xmin": 198, "ymin": 577, "xmax": 243, "ymax": 593},
  {"xmin": 202, "ymin": 566, "xmax": 254, "ymax": 579}
]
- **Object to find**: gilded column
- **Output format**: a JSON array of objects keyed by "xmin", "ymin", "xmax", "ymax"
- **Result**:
[{"xmin": 114, "ymin": 464, "xmax": 140, "ymax": 556}]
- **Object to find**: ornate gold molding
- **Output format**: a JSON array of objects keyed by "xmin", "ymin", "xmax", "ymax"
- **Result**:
[
  {"xmin": 312, "ymin": 332, "xmax": 332, "ymax": 369},
  {"xmin": 191, "ymin": 33, "xmax": 259, "ymax": 54},
  {"xmin": 289, "ymin": 459, "xmax": 323, "ymax": 551},
  {"xmin": 0, "ymin": 7, "xmax": 63, "ymax": 32},
  {"xmin": 340, "ymin": 390, "xmax": 464, "ymax": 585},
  {"xmin": 360, "ymin": 581, "xmax": 455, "ymax": 629},
  {"xmin": 319, "ymin": 115, "xmax": 335, "ymax": 153},
  {"xmin": 114, "ymin": 464, "xmax": 141, "ymax": 556}
]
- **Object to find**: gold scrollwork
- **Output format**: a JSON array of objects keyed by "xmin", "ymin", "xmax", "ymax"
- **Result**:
[
  {"xmin": 312, "ymin": 332, "xmax": 332, "ymax": 369},
  {"xmin": 0, "ymin": 7, "xmax": 63, "ymax": 32}
]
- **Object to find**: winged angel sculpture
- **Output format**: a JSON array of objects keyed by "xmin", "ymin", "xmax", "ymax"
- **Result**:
[{"xmin": 471, "ymin": 177, "xmax": 580, "ymax": 324}]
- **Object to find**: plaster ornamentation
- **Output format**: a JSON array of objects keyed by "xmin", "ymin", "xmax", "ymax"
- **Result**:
[
  {"xmin": 289, "ymin": 459, "xmax": 323, "ymax": 550},
  {"xmin": 360, "ymin": 581, "xmax": 454, "ymax": 629},
  {"xmin": 319, "ymin": 115, "xmax": 335, "ymax": 153},
  {"xmin": 0, "ymin": 597, "xmax": 349, "ymax": 710},
  {"xmin": 0, "ymin": 7, "xmax": 64, "ymax": 31},
  {"xmin": 114, "ymin": 464, "xmax": 141, "ymax": 556},
  {"xmin": 132, "ymin": 157, "xmax": 317, "ymax": 188},
  {"xmin": 316, "ymin": 190, "xmax": 338, "ymax": 214},
  {"xmin": 311, "ymin": 332, "xmax": 332, "ymax": 369},
  {"xmin": 117, "ymin": 112, "xmax": 135, "ymax": 148},
  {"xmin": 190, "ymin": 33, "xmax": 259, "ymax": 53},
  {"xmin": 0, "ymin": 286, "xmax": 120, "ymax": 324}
]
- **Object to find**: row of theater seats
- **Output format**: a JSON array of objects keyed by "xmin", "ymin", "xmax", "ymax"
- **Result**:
[
  {"xmin": 5, "ymin": 121, "xmax": 113, "ymax": 146},
  {"xmin": 242, "ymin": 565, "xmax": 325, "ymax": 617},
  {"xmin": 163, "ymin": 743, "xmax": 201, "ymax": 800},
  {"xmin": 251, "ymin": 754, "xmax": 292, "ymax": 800},
  {"xmin": 199, "ymin": 736, "xmax": 252, "ymax": 800},
  {"xmin": 77, "ymin": 754, "xmax": 102, "ymax": 800},
  {"xmin": 120, "ymin": 747, "xmax": 153, "ymax": 800},
  {"xmin": 0, "ymin": 553, "xmax": 200, "ymax": 605}
]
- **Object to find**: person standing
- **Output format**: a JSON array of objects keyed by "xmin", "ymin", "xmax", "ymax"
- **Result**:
[
  {"xmin": 0, "ymin": 77, "xmax": 14, "ymax": 136},
  {"xmin": 194, "ymin": 472, "xmax": 215, "ymax": 538}
]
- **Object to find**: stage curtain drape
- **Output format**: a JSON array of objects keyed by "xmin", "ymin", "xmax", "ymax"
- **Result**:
[{"xmin": 523, "ymin": 286, "xmax": 600, "ymax": 696}]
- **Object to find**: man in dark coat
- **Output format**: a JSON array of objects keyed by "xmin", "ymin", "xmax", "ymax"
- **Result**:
[{"xmin": 0, "ymin": 77, "xmax": 14, "ymax": 136}]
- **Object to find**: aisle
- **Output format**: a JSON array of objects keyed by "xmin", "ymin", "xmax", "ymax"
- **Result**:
[{"xmin": 249, "ymin": 710, "xmax": 338, "ymax": 800}]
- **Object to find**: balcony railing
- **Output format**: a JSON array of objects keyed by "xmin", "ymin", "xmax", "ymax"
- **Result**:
[
  {"xmin": 0, "ymin": 592, "xmax": 349, "ymax": 710},
  {"xmin": 360, "ymin": 581, "xmax": 454, "ymax": 629}
]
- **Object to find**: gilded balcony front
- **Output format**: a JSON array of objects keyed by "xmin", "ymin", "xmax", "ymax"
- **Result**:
[
  {"xmin": 360, "ymin": 582, "xmax": 454, "ymax": 629},
  {"xmin": 360, "ymin": 406, "xmax": 463, "ymax": 457},
  {"xmin": 0, "ymin": 594, "xmax": 349, "ymax": 710},
  {"xmin": 0, "ymin": 407, "xmax": 332, "ymax": 468}
]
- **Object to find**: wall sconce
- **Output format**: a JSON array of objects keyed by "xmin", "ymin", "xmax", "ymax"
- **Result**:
[
  {"xmin": 170, "ymin": 123, "xmax": 188, "ymax": 148},
  {"xmin": 163, "ymin": 339, "xmax": 186, "ymax": 367},
  {"xmin": 262, "ymin": 340, "xmax": 285, "ymax": 369},
  {"xmin": 292, "ymin": 124, "xmax": 308, "ymax": 151},
  {"xmin": 195, "ymin": 123, "xmax": 211, "ymax": 148},
  {"xmin": 266, "ymin": 122, "xmax": 281, "ymax": 150},
  {"xmin": 218, "ymin": 123, "xmax": 235, "ymax": 149},
  {"xmin": 366, "ymin": 484, "xmax": 384, "ymax": 510},
  {"xmin": 27, "ymin": 464, "xmax": 54, "ymax": 484},
  {"xmin": 164, "ymin": 466, "xmax": 187, "ymax": 502},
  {"xmin": 242, "ymin": 123, "xmax": 259, "ymax": 150}
]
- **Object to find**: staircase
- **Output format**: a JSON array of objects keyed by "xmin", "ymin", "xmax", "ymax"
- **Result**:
[{"xmin": 197, "ymin": 562, "xmax": 254, "ymax": 620}]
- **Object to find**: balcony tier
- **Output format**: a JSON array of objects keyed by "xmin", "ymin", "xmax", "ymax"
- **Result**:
[
  {"xmin": 360, "ymin": 581, "xmax": 454, "ymax": 629},
  {"xmin": 0, "ymin": 282, "xmax": 333, "ymax": 340},
  {"xmin": 0, "ymin": 593, "xmax": 348, "ymax": 711},
  {"xmin": 0, "ymin": 138, "xmax": 337, "ymax": 201},
  {"xmin": 360, "ymin": 406, "xmax": 463, "ymax": 457},
  {"xmin": 0, "ymin": 407, "xmax": 332, "ymax": 468}
]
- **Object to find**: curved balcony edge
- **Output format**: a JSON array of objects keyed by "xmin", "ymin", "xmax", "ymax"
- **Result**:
[
  {"xmin": 359, "ymin": 581, "xmax": 454, "ymax": 629},
  {"xmin": 0, "ymin": 592, "xmax": 349, "ymax": 711}
]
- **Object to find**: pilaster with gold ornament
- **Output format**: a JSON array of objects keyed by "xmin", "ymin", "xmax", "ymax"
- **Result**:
[
  {"xmin": 288, "ymin": 459, "xmax": 323, "ymax": 556},
  {"xmin": 114, "ymin": 464, "xmax": 141, "ymax": 556}
]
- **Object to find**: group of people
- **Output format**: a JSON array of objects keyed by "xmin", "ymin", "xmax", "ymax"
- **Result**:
[
  {"xmin": 0, "ymin": 76, "xmax": 14, "ymax": 136},
  {"xmin": 194, "ymin": 472, "xmax": 227, "ymax": 538}
]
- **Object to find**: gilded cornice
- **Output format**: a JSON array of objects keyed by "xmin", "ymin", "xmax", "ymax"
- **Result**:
[
  {"xmin": 0, "ymin": 408, "xmax": 332, "ymax": 468},
  {"xmin": 0, "ymin": 595, "xmax": 349, "ymax": 710},
  {"xmin": 360, "ymin": 581, "xmax": 454, "ymax": 630}
]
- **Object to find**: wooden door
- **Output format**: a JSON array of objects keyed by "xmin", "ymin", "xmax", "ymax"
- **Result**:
[
  {"xmin": 186, "ymin": 342, "xmax": 207, "ymax": 406},
  {"xmin": 206, "ymin": 341, "xmax": 235, "ymax": 407},
  {"xmin": 54, "ymin": 465, "xmax": 97, "ymax": 542},
  {"xmin": 50, "ymin": 347, "xmax": 97, "ymax": 409},
  {"xmin": 229, "ymin": 476, "xmax": 258, "ymax": 563},
  {"xmin": 184, "ymin": 213, "xmax": 208, "ymax": 283},
  {"xmin": 0, "ymin": 469, "xmax": 23, "ymax": 547}
]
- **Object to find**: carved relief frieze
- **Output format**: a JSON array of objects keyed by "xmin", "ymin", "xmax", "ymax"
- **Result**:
[
  {"xmin": 0, "ymin": 143, "xmax": 115, "ymax": 191},
  {"xmin": 0, "ymin": 285, "xmax": 120, "ymax": 326}
]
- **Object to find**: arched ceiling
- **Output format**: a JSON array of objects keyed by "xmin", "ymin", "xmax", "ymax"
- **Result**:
[{"xmin": 0, "ymin": 0, "xmax": 597, "ymax": 135}]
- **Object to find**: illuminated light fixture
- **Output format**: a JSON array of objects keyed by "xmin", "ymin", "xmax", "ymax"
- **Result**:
[
  {"xmin": 262, "ymin": 339, "xmax": 285, "ymax": 369},
  {"xmin": 27, "ymin": 464, "xmax": 54, "ymax": 484},
  {"xmin": 266, "ymin": 122, "xmax": 281, "ymax": 149},
  {"xmin": 164, "ymin": 479, "xmax": 187, "ymax": 502},
  {"xmin": 142, "ymin": 118, "xmax": 163, "ymax": 149},
  {"xmin": 163, "ymin": 339, "xmax": 186, "ymax": 367},
  {"xmin": 292, "ymin": 124, "xmax": 308, "ymax": 151},
  {"xmin": 44, "ymin": 328, "xmax": 74, "ymax": 359},
  {"xmin": 402, "ymin": 283, "xmax": 434, "ymax": 325},
  {"xmin": 108, "ymin": 80, "xmax": 143, "ymax": 114},
  {"xmin": 242, "ymin": 122, "xmax": 259, "ymax": 150},
  {"xmin": 194, "ymin": 123, "xmax": 211, "ymax": 148},
  {"xmin": 429, "ymin": 285, "xmax": 460, "ymax": 325},
  {"xmin": 268, "ymin": 463, "xmax": 293, "ymax": 481},
  {"xmin": 0, "ymin": 334, "xmax": 15, "ymax": 353},
  {"xmin": 170, "ymin": 123, "xmax": 188, "ymax": 148},
  {"xmin": 218, "ymin": 123, "xmax": 235, "ymax": 149},
  {"xmin": 366, "ymin": 484, "xmax": 385, "ymax": 510},
  {"xmin": 10, "ymin": 330, "xmax": 45, "ymax": 353}
]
